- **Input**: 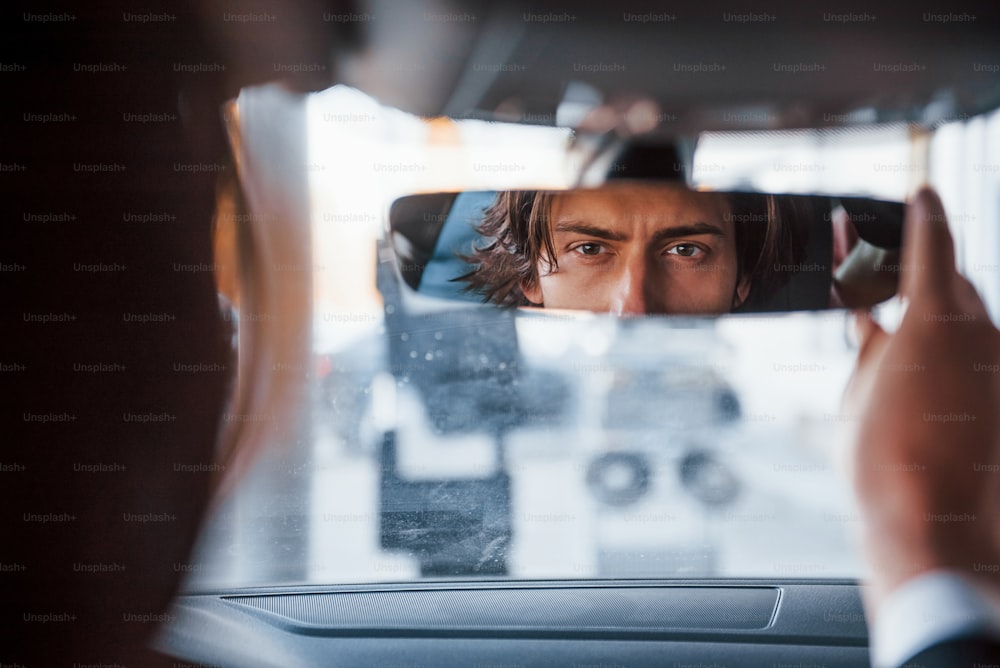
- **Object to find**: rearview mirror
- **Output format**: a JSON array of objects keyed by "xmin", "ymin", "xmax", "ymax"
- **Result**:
[{"xmin": 389, "ymin": 182, "xmax": 902, "ymax": 315}]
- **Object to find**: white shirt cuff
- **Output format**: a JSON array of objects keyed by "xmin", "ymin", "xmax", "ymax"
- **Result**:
[{"xmin": 871, "ymin": 569, "xmax": 1000, "ymax": 668}]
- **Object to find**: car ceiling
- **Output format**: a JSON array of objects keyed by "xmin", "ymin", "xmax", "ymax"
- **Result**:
[{"xmin": 339, "ymin": 0, "xmax": 1000, "ymax": 132}]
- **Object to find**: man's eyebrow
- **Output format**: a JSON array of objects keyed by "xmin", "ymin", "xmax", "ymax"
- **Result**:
[
  {"xmin": 553, "ymin": 220, "xmax": 726, "ymax": 243},
  {"xmin": 552, "ymin": 221, "xmax": 628, "ymax": 241},
  {"xmin": 650, "ymin": 222, "xmax": 726, "ymax": 244}
]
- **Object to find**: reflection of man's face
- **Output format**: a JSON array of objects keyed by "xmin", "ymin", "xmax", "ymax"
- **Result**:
[{"xmin": 520, "ymin": 184, "xmax": 750, "ymax": 315}]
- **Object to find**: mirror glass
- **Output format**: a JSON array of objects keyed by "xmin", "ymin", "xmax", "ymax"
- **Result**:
[{"xmin": 390, "ymin": 182, "xmax": 903, "ymax": 315}]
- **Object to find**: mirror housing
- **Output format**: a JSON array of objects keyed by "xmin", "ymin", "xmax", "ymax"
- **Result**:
[{"xmin": 388, "ymin": 183, "xmax": 904, "ymax": 315}]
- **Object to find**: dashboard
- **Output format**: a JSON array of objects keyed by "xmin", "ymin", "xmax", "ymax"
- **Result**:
[{"xmin": 161, "ymin": 579, "xmax": 870, "ymax": 667}]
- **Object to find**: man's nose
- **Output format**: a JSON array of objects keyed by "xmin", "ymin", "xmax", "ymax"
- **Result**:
[{"xmin": 609, "ymin": 256, "xmax": 658, "ymax": 316}]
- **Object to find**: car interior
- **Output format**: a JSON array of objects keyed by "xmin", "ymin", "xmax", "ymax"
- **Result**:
[{"xmin": 9, "ymin": 1, "xmax": 1000, "ymax": 667}]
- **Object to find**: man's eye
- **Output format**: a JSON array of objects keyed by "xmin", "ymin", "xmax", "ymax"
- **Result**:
[
  {"xmin": 574, "ymin": 243, "xmax": 604, "ymax": 256},
  {"xmin": 667, "ymin": 244, "xmax": 702, "ymax": 257}
]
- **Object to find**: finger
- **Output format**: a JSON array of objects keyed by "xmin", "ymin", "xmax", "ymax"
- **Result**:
[
  {"xmin": 852, "ymin": 309, "xmax": 888, "ymax": 363},
  {"xmin": 900, "ymin": 186, "xmax": 957, "ymax": 304},
  {"xmin": 844, "ymin": 310, "xmax": 888, "ymax": 414},
  {"xmin": 831, "ymin": 206, "xmax": 858, "ymax": 271}
]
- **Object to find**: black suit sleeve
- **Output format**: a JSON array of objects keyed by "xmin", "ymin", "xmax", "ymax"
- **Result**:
[{"xmin": 902, "ymin": 635, "xmax": 1000, "ymax": 667}]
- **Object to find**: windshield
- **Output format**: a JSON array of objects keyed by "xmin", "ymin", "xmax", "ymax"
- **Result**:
[{"xmin": 182, "ymin": 83, "xmax": 1000, "ymax": 590}]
